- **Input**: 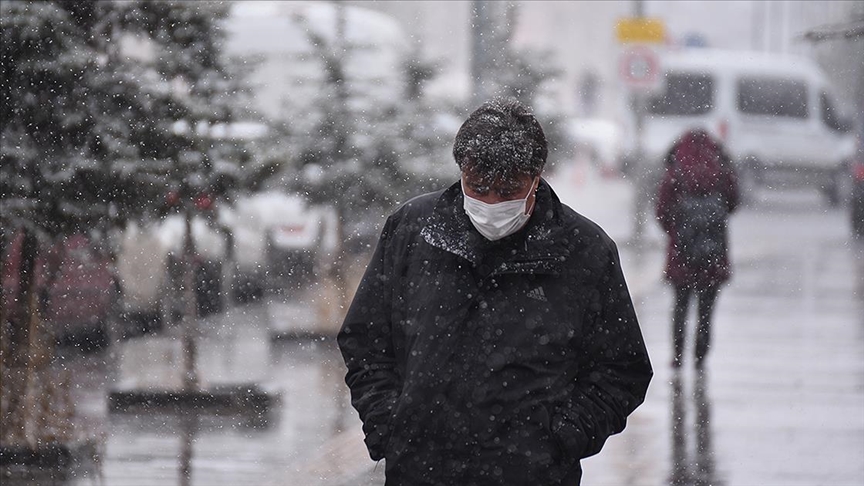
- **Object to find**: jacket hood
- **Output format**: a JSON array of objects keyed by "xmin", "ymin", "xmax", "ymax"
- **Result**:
[{"xmin": 671, "ymin": 129, "xmax": 726, "ymax": 194}]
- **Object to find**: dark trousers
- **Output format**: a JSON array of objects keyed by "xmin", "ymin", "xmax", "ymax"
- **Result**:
[{"xmin": 672, "ymin": 285, "xmax": 719, "ymax": 366}]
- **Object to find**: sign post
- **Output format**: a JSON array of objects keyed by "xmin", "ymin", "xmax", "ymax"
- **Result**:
[{"xmin": 615, "ymin": 15, "xmax": 665, "ymax": 244}]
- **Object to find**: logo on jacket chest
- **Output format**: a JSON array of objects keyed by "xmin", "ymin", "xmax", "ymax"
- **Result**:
[{"xmin": 526, "ymin": 286, "xmax": 548, "ymax": 302}]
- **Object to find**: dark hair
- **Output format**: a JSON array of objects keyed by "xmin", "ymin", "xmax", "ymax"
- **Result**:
[{"xmin": 452, "ymin": 97, "xmax": 547, "ymax": 185}]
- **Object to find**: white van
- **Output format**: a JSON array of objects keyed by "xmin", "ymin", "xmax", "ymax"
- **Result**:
[{"xmin": 618, "ymin": 48, "xmax": 856, "ymax": 204}]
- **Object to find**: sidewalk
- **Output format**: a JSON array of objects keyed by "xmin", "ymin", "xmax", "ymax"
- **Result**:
[
  {"xmin": 295, "ymin": 166, "xmax": 864, "ymax": 486},
  {"xmin": 546, "ymin": 161, "xmax": 667, "ymax": 300},
  {"xmin": 107, "ymin": 162, "xmax": 669, "ymax": 486},
  {"xmin": 289, "ymin": 163, "xmax": 668, "ymax": 486},
  {"xmin": 100, "ymin": 165, "xmax": 863, "ymax": 486},
  {"xmin": 580, "ymin": 189, "xmax": 864, "ymax": 486}
]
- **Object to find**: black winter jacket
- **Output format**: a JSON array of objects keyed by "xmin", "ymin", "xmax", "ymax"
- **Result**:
[{"xmin": 338, "ymin": 180, "xmax": 653, "ymax": 486}]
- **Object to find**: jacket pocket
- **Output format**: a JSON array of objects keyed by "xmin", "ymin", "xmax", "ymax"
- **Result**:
[{"xmin": 476, "ymin": 403, "xmax": 571, "ymax": 483}]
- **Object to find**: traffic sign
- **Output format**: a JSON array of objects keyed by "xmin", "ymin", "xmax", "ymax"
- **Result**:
[
  {"xmin": 616, "ymin": 17, "xmax": 666, "ymax": 44},
  {"xmin": 619, "ymin": 45, "xmax": 661, "ymax": 91}
]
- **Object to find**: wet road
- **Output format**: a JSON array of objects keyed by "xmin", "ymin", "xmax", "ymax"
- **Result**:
[
  {"xmin": 6, "ymin": 165, "xmax": 863, "ymax": 486},
  {"xmin": 580, "ymin": 188, "xmax": 864, "ymax": 486}
]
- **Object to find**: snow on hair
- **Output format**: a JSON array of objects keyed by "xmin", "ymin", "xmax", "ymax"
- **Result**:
[{"xmin": 452, "ymin": 97, "xmax": 547, "ymax": 184}]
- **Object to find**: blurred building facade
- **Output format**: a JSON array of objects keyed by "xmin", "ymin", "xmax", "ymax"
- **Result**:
[{"xmin": 223, "ymin": 1, "xmax": 410, "ymax": 122}]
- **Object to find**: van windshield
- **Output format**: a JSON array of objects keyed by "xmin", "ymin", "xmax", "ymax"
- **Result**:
[
  {"xmin": 647, "ymin": 73, "xmax": 714, "ymax": 116},
  {"xmin": 737, "ymin": 77, "xmax": 808, "ymax": 118}
]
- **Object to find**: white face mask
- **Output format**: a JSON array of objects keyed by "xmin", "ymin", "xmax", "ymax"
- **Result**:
[{"xmin": 462, "ymin": 178, "xmax": 538, "ymax": 241}]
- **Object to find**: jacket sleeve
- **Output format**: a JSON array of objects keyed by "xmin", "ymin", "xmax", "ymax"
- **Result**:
[
  {"xmin": 337, "ymin": 216, "xmax": 402, "ymax": 461},
  {"xmin": 551, "ymin": 240, "xmax": 653, "ymax": 459}
]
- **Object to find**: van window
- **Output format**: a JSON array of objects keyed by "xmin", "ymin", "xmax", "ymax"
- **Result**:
[
  {"xmin": 737, "ymin": 77, "xmax": 808, "ymax": 118},
  {"xmin": 820, "ymin": 91, "xmax": 851, "ymax": 132},
  {"xmin": 647, "ymin": 73, "xmax": 714, "ymax": 116}
]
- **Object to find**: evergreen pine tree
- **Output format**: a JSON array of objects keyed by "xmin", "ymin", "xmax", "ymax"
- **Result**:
[
  {"xmin": 0, "ymin": 0, "xmax": 245, "ymax": 450},
  {"xmin": 249, "ymin": 3, "xmax": 455, "ymax": 316}
]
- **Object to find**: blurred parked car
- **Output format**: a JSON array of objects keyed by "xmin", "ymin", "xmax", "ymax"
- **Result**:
[
  {"xmin": 851, "ymin": 160, "xmax": 864, "ymax": 238},
  {"xmin": 850, "ymin": 118, "xmax": 864, "ymax": 238},
  {"xmin": 116, "ymin": 190, "xmax": 335, "ymax": 324},
  {"xmin": 222, "ymin": 190, "xmax": 337, "ymax": 299},
  {"xmin": 2, "ymin": 232, "xmax": 120, "ymax": 344},
  {"xmin": 265, "ymin": 206, "xmax": 335, "ymax": 293},
  {"xmin": 117, "ymin": 212, "xmax": 226, "ymax": 325}
]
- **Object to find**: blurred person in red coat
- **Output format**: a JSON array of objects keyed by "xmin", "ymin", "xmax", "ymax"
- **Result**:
[{"xmin": 655, "ymin": 129, "xmax": 739, "ymax": 369}]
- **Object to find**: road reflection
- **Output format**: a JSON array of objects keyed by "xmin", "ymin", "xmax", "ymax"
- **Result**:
[
  {"xmin": 179, "ymin": 413, "xmax": 197, "ymax": 486},
  {"xmin": 669, "ymin": 371, "xmax": 722, "ymax": 486}
]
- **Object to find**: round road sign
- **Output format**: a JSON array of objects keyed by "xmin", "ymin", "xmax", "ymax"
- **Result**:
[{"xmin": 619, "ymin": 46, "xmax": 660, "ymax": 90}]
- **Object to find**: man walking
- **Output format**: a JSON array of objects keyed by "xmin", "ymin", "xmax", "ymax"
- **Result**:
[{"xmin": 338, "ymin": 97, "xmax": 653, "ymax": 485}]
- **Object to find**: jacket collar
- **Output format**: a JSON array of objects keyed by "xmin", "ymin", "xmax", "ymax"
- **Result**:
[{"xmin": 420, "ymin": 179, "xmax": 570, "ymax": 274}]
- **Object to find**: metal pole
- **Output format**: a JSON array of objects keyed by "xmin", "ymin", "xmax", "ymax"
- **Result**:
[
  {"xmin": 781, "ymin": 0, "xmax": 790, "ymax": 54},
  {"xmin": 631, "ymin": 0, "xmax": 647, "ymax": 245},
  {"xmin": 471, "ymin": 0, "xmax": 490, "ymax": 106},
  {"xmin": 181, "ymin": 208, "xmax": 199, "ymax": 392},
  {"xmin": 334, "ymin": 0, "xmax": 348, "ymax": 159},
  {"xmin": 751, "ymin": 1, "xmax": 763, "ymax": 51}
]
